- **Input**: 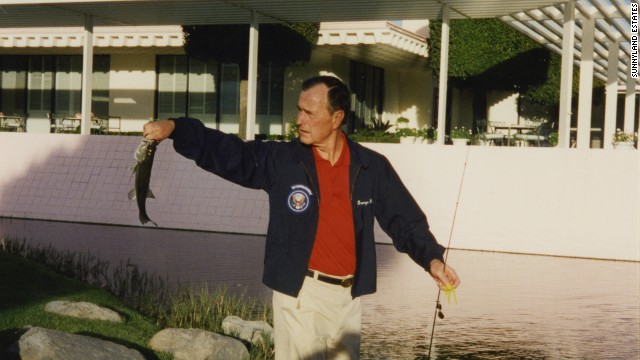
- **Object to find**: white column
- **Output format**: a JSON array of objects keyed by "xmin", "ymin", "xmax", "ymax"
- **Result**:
[
  {"xmin": 245, "ymin": 11, "xmax": 259, "ymax": 141},
  {"xmin": 436, "ymin": 5, "xmax": 450, "ymax": 145},
  {"xmin": 624, "ymin": 73, "xmax": 636, "ymax": 134},
  {"xmin": 576, "ymin": 16, "xmax": 595, "ymax": 149},
  {"xmin": 603, "ymin": 39, "xmax": 620, "ymax": 149},
  {"xmin": 558, "ymin": 1, "xmax": 575, "ymax": 148},
  {"xmin": 81, "ymin": 14, "xmax": 94, "ymax": 135}
]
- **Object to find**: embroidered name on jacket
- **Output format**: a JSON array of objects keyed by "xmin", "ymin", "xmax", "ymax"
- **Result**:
[
  {"xmin": 357, "ymin": 198, "xmax": 373, "ymax": 206},
  {"xmin": 287, "ymin": 185, "xmax": 313, "ymax": 213}
]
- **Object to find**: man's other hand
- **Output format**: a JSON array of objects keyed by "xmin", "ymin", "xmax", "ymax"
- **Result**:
[{"xmin": 429, "ymin": 259, "xmax": 460, "ymax": 290}]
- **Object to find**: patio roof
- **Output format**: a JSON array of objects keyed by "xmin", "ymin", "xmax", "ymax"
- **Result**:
[
  {"xmin": 0, "ymin": 26, "xmax": 184, "ymax": 50},
  {"xmin": 316, "ymin": 21, "xmax": 429, "ymax": 68},
  {"xmin": 502, "ymin": 0, "xmax": 633, "ymax": 85},
  {"xmin": 0, "ymin": 1, "xmax": 568, "ymax": 26},
  {"xmin": 0, "ymin": 0, "xmax": 633, "ymax": 84}
]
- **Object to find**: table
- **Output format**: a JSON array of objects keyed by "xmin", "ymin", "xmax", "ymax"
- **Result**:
[
  {"xmin": 0, "ymin": 115, "xmax": 27, "ymax": 132},
  {"xmin": 56, "ymin": 116, "xmax": 110, "ymax": 134},
  {"xmin": 106, "ymin": 115, "xmax": 121, "ymax": 134},
  {"xmin": 91, "ymin": 116, "xmax": 110, "ymax": 134},
  {"xmin": 493, "ymin": 123, "xmax": 537, "ymax": 145},
  {"xmin": 58, "ymin": 116, "xmax": 81, "ymax": 133}
]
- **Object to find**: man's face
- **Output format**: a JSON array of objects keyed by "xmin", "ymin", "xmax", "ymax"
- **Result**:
[{"xmin": 296, "ymin": 84, "xmax": 343, "ymax": 146}]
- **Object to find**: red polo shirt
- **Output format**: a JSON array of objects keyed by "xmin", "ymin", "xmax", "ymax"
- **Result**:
[{"xmin": 308, "ymin": 134, "xmax": 356, "ymax": 276}]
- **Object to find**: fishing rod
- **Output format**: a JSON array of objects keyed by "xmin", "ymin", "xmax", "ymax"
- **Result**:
[{"xmin": 426, "ymin": 144, "xmax": 471, "ymax": 359}]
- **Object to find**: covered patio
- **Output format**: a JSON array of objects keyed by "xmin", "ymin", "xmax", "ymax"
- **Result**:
[
  {"xmin": 0, "ymin": 4, "xmax": 637, "ymax": 357},
  {"xmin": 0, "ymin": 0, "xmax": 636, "ymax": 149}
]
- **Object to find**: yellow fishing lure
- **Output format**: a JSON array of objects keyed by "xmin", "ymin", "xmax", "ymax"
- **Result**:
[{"xmin": 443, "ymin": 284, "xmax": 457, "ymax": 304}]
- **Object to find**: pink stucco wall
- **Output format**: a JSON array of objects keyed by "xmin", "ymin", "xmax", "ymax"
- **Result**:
[
  {"xmin": 0, "ymin": 133, "xmax": 269, "ymax": 234},
  {"xmin": 0, "ymin": 133, "xmax": 638, "ymax": 261}
]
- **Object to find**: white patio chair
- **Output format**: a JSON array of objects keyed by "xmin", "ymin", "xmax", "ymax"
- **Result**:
[
  {"xmin": 477, "ymin": 119, "xmax": 506, "ymax": 146},
  {"xmin": 49, "ymin": 113, "xmax": 65, "ymax": 133},
  {"xmin": 514, "ymin": 120, "xmax": 554, "ymax": 147}
]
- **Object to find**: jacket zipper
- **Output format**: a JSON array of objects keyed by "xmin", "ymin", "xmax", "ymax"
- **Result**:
[{"xmin": 350, "ymin": 165, "xmax": 361, "ymax": 201}]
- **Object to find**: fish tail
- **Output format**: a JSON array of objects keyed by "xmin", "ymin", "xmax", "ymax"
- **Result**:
[{"xmin": 139, "ymin": 212, "xmax": 158, "ymax": 227}]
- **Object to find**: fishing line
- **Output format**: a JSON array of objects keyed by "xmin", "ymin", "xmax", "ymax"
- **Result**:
[{"xmin": 426, "ymin": 144, "xmax": 471, "ymax": 359}]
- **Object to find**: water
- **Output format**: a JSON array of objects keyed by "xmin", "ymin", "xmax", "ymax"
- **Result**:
[{"xmin": 1, "ymin": 218, "xmax": 638, "ymax": 359}]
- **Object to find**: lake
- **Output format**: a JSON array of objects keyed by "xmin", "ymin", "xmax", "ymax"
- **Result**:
[{"xmin": 1, "ymin": 217, "xmax": 638, "ymax": 359}]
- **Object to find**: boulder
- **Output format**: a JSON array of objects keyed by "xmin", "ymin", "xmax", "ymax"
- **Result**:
[
  {"xmin": 149, "ymin": 328, "xmax": 249, "ymax": 360},
  {"xmin": 8, "ymin": 327, "xmax": 145, "ymax": 360},
  {"xmin": 222, "ymin": 315, "xmax": 273, "ymax": 346},
  {"xmin": 44, "ymin": 301, "xmax": 124, "ymax": 323}
]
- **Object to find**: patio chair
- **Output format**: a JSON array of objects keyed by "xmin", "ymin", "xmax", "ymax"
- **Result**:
[
  {"xmin": 5, "ymin": 114, "xmax": 28, "ymax": 132},
  {"xmin": 49, "ymin": 113, "xmax": 63, "ymax": 133},
  {"xmin": 514, "ymin": 120, "xmax": 554, "ymax": 147},
  {"xmin": 476, "ymin": 119, "xmax": 506, "ymax": 146}
]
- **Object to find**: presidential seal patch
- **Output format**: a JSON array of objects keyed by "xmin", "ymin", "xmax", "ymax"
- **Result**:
[{"xmin": 287, "ymin": 185, "xmax": 313, "ymax": 213}]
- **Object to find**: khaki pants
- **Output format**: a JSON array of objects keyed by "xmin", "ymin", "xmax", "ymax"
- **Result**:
[{"xmin": 273, "ymin": 275, "xmax": 361, "ymax": 359}]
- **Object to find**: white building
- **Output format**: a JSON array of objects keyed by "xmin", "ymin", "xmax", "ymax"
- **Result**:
[{"xmin": 0, "ymin": 22, "xmax": 437, "ymax": 135}]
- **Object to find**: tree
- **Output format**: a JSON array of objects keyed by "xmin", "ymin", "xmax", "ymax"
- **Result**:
[
  {"xmin": 430, "ymin": 19, "xmax": 541, "ymax": 80},
  {"xmin": 429, "ymin": 18, "xmax": 587, "ymax": 131},
  {"xmin": 183, "ymin": 23, "xmax": 319, "ymax": 79}
]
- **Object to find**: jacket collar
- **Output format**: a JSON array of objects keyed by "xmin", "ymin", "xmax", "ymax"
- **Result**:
[
  {"xmin": 345, "ymin": 134, "xmax": 371, "ymax": 169},
  {"xmin": 291, "ymin": 132, "xmax": 372, "ymax": 169}
]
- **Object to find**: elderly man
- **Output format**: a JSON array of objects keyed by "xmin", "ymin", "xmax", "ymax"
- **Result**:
[{"xmin": 143, "ymin": 75, "xmax": 459, "ymax": 359}]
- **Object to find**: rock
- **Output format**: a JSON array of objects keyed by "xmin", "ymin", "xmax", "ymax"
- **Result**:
[
  {"xmin": 44, "ymin": 301, "xmax": 124, "ymax": 323},
  {"xmin": 149, "ymin": 328, "xmax": 249, "ymax": 360},
  {"xmin": 222, "ymin": 315, "xmax": 273, "ymax": 346},
  {"xmin": 8, "ymin": 327, "xmax": 145, "ymax": 360}
]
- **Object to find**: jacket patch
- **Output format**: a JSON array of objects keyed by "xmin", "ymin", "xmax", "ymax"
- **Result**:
[{"xmin": 287, "ymin": 185, "xmax": 313, "ymax": 213}]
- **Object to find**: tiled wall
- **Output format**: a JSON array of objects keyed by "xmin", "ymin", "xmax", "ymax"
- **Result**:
[
  {"xmin": 0, "ymin": 133, "xmax": 269, "ymax": 235},
  {"xmin": 0, "ymin": 133, "xmax": 638, "ymax": 261}
]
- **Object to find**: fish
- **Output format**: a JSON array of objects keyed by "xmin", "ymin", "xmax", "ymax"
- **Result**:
[{"xmin": 128, "ymin": 138, "xmax": 159, "ymax": 226}]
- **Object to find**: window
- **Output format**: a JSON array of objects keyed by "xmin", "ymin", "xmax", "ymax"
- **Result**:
[
  {"xmin": 350, "ymin": 61, "xmax": 384, "ymax": 132},
  {"xmin": 157, "ymin": 56, "xmax": 188, "ymax": 120},
  {"xmin": 27, "ymin": 56, "xmax": 54, "ymax": 118},
  {"xmin": 257, "ymin": 64, "xmax": 283, "ymax": 116},
  {"xmin": 156, "ymin": 55, "xmax": 225, "ymax": 128},
  {"xmin": 0, "ymin": 55, "xmax": 109, "ymax": 120},
  {"xmin": 188, "ymin": 58, "xmax": 217, "ymax": 125},
  {"xmin": 0, "ymin": 56, "xmax": 28, "ymax": 116},
  {"xmin": 156, "ymin": 56, "xmax": 284, "ymax": 137},
  {"xmin": 92, "ymin": 56, "xmax": 110, "ymax": 117},
  {"xmin": 219, "ymin": 63, "xmax": 240, "ymax": 133},
  {"xmin": 256, "ymin": 63, "xmax": 284, "ymax": 136},
  {"xmin": 53, "ymin": 55, "xmax": 110, "ymax": 117},
  {"xmin": 55, "ymin": 56, "xmax": 83, "ymax": 116}
]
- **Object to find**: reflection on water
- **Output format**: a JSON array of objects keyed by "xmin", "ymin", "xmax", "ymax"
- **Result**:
[
  {"xmin": 0, "ymin": 218, "xmax": 270, "ymax": 299},
  {"xmin": 363, "ymin": 247, "xmax": 639, "ymax": 359},
  {"xmin": 1, "ymin": 218, "xmax": 638, "ymax": 359}
]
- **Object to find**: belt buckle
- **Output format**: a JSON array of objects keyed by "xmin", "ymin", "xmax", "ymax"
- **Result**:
[{"xmin": 340, "ymin": 278, "xmax": 353, "ymax": 287}]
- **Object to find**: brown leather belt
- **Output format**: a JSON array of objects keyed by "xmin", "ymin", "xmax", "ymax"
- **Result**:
[{"xmin": 306, "ymin": 269, "xmax": 354, "ymax": 288}]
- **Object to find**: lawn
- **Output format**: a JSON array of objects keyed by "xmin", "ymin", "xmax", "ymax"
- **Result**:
[{"xmin": 0, "ymin": 251, "xmax": 171, "ymax": 359}]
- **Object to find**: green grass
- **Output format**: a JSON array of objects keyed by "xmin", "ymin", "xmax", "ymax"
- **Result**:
[
  {"xmin": 0, "ymin": 251, "xmax": 170, "ymax": 359},
  {"xmin": 0, "ymin": 239, "xmax": 274, "ymax": 359}
]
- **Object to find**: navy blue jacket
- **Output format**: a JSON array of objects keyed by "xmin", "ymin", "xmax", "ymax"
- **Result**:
[{"xmin": 170, "ymin": 117, "xmax": 445, "ymax": 298}]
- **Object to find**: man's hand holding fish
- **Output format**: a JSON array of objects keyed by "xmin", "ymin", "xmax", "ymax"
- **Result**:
[{"xmin": 143, "ymin": 119, "xmax": 175, "ymax": 142}]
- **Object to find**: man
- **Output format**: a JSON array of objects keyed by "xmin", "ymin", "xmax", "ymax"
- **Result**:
[{"xmin": 143, "ymin": 75, "xmax": 459, "ymax": 359}]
